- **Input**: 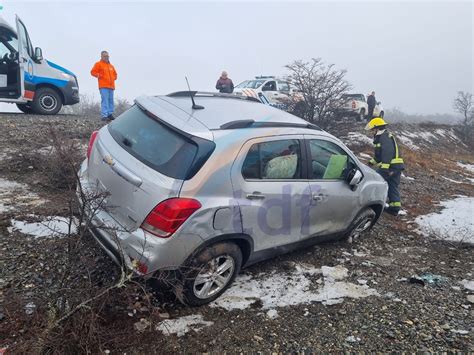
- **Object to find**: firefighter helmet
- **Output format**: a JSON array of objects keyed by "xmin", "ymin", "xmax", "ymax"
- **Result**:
[{"xmin": 365, "ymin": 117, "xmax": 387, "ymax": 131}]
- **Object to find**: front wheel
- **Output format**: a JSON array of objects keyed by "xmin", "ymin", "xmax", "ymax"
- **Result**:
[
  {"xmin": 345, "ymin": 208, "xmax": 376, "ymax": 242},
  {"xmin": 31, "ymin": 87, "xmax": 63, "ymax": 115},
  {"xmin": 178, "ymin": 242, "xmax": 242, "ymax": 306}
]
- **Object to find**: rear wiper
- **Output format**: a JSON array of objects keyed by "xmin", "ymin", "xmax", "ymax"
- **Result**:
[{"xmin": 122, "ymin": 137, "xmax": 133, "ymax": 147}]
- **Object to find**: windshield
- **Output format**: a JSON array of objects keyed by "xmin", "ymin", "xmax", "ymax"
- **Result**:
[
  {"xmin": 0, "ymin": 30, "xmax": 18, "ymax": 57},
  {"xmin": 235, "ymin": 80, "xmax": 266, "ymax": 89}
]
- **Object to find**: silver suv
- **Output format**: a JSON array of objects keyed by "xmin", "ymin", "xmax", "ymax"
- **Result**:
[{"xmin": 78, "ymin": 92, "xmax": 388, "ymax": 306}]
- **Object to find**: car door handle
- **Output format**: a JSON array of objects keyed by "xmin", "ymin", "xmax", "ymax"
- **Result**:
[
  {"xmin": 312, "ymin": 193, "xmax": 326, "ymax": 201},
  {"xmin": 246, "ymin": 192, "xmax": 265, "ymax": 200}
]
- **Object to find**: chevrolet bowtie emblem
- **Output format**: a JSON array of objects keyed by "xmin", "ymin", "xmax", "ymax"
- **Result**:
[{"xmin": 103, "ymin": 155, "xmax": 115, "ymax": 166}]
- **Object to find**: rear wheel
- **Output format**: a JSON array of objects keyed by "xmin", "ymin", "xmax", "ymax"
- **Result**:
[
  {"xmin": 178, "ymin": 242, "xmax": 242, "ymax": 306},
  {"xmin": 345, "ymin": 208, "xmax": 376, "ymax": 242},
  {"xmin": 16, "ymin": 103, "xmax": 34, "ymax": 114},
  {"xmin": 31, "ymin": 87, "xmax": 63, "ymax": 115},
  {"xmin": 379, "ymin": 110, "xmax": 384, "ymax": 118},
  {"xmin": 357, "ymin": 108, "xmax": 365, "ymax": 122}
]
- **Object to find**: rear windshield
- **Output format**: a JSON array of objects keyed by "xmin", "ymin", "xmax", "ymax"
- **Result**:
[
  {"xmin": 343, "ymin": 94, "xmax": 365, "ymax": 101},
  {"xmin": 108, "ymin": 105, "xmax": 213, "ymax": 180}
]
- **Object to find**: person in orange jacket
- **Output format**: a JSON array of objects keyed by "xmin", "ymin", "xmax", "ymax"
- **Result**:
[{"xmin": 91, "ymin": 51, "xmax": 118, "ymax": 121}]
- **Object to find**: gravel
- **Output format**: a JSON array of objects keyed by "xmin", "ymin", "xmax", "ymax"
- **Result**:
[{"xmin": 0, "ymin": 113, "xmax": 473, "ymax": 352}]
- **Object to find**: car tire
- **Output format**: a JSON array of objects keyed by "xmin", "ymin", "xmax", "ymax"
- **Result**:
[
  {"xmin": 177, "ymin": 242, "xmax": 242, "ymax": 306},
  {"xmin": 379, "ymin": 111, "xmax": 384, "ymax": 118},
  {"xmin": 31, "ymin": 87, "xmax": 63, "ymax": 115},
  {"xmin": 357, "ymin": 108, "xmax": 365, "ymax": 122},
  {"xmin": 16, "ymin": 103, "xmax": 34, "ymax": 114},
  {"xmin": 345, "ymin": 208, "xmax": 376, "ymax": 242}
]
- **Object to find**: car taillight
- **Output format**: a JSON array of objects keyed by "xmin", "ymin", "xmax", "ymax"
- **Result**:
[
  {"xmin": 87, "ymin": 131, "xmax": 99, "ymax": 159},
  {"xmin": 141, "ymin": 198, "xmax": 202, "ymax": 238},
  {"xmin": 351, "ymin": 100, "xmax": 356, "ymax": 109}
]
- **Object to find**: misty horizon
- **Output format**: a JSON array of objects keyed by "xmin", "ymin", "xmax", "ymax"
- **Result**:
[{"xmin": 0, "ymin": 0, "xmax": 472, "ymax": 116}]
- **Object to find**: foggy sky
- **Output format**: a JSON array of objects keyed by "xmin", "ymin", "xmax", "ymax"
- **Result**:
[{"xmin": 1, "ymin": 0, "xmax": 473, "ymax": 114}]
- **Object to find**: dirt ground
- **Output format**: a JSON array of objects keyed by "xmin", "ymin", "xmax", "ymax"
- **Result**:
[{"xmin": 0, "ymin": 112, "xmax": 473, "ymax": 353}]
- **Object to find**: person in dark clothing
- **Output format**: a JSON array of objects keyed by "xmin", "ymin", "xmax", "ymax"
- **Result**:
[
  {"xmin": 215, "ymin": 71, "xmax": 234, "ymax": 94},
  {"xmin": 365, "ymin": 117, "xmax": 405, "ymax": 216},
  {"xmin": 367, "ymin": 91, "xmax": 377, "ymax": 120}
]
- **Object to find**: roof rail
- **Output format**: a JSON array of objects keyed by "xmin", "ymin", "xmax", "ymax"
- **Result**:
[
  {"xmin": 219, "ymin": 120, "xmax": 321, "ymax": 131},
  {"xmin": 255, "ymin": 75, "xmax": 275, "ymax": 79},
  {"xmin": 167, "ymin": 91, "xmax": 261, "ymax": 103}
]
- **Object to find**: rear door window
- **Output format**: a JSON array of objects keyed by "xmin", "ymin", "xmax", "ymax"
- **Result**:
[
  {"xmin": 108, "ymin": 105, "xmax": 210, "ymax": 180},
  {"xmin": 242, "ymin": 139, "xmax": 302, "ymax": 179}
]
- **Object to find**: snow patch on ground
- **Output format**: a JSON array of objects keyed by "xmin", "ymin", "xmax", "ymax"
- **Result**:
[
  {"xmin": 397, "ymin": 134, "xmax": 419, "ymax": 150},
  {"xmin": 156, "ymin": 315, "xmax": 213, "ymax": 337},
  {"xmin": 460, "ymin": 279, "xmax": 474, "ymax": 292},
  {"xmin": 457, "ymin": 162, "xmax": 474, "ymax": 174},
  {"xmin": 441, "ymin": 176, "xmax": 464, "ymax": 184},
  {"xmin": 266, "ymin": 309, "xmax": 279, "ymax": 319},
  {"xmin": 435, "ymin": 129, "xmax": 448, "ymax": 137},
  {"xmin": 0, "ymin": 178, "xmax": 46, "ymax": 213},
  {"xmin": 0, "ymin": 148, "xmax": 16, "ymax": 160},
  {"xmin": 418, "ymin": 131, "xmax": 436, "ymax": 142},
  {"xmin": 345, "ymin": 132, "xmax": 373, "ymax": 146},
  {"xmin": 415, "ymin": 196, "xmax": 474, "ymax": 244},
  {"xmin": 402, "ymin": 173, "xmax": 415, "ymax": 181},
  {"xmin": 8, "ymin": 216, "xmax": 78, "ymax": 238},
  {"xmin": 211, "ymin": 263, "xmax": 379, "ymax": 310}
]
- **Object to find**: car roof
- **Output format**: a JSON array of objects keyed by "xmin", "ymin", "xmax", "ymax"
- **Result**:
[{"xmin": 135, "ymin": 92, "xmax": 335, "ymax": 141}]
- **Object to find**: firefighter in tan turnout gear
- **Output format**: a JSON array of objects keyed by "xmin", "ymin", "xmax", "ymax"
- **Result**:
[{"xmin": 365, "ymin": 117, "xmax": 405, "ymax": 216}]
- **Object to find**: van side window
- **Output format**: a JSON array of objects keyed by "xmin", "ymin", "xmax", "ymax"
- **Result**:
[
  {"xmin": 242, "ymin": 139, "xmax": 301, "ymax": 179},
  {"xmin": 309, "ymin": 139, "xmax": 354, "ymax": 180}
]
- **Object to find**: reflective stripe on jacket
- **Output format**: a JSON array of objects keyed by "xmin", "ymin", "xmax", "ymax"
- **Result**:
[
  {"xmin": 371, "ymin": 131, "xmax": 405, "ymax": 171},
  {"xmin": 91, "ymin": 61, "xmax": 117, "ymax": 89}
]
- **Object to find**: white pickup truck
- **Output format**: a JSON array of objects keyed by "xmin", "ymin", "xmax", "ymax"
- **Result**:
[{"xmin": 341, "ymin": 94, "xmax": 384, "ymax": 121}]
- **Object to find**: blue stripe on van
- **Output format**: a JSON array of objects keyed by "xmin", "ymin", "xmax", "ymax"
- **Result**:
[
  {"xmin": 46, "ymin": 60, "xmax": 76, "ymax": 77},
  {"xmin": 24, "ymin": 74, "xmax": 68, "ymax": 88}
]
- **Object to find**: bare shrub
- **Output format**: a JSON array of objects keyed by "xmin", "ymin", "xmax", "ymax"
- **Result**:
[
  {"xmin": 3, "ymin": 126, "xmax": 169, "ymax": 353},
  {"xmin": 453, "ymin": 91, "xmax": 474, "ymax": 149},
  {"xmin": 29, "ymin": 128, "xmax": 84, "ymax": 190},
  {"xmin": 284, "ymin": 58, "xmax": 352, "ymax": 128}
]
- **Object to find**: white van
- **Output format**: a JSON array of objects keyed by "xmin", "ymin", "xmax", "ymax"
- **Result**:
[{"xmin": 0, "ymin": 15, "xmax": 79, "ymax": 114}]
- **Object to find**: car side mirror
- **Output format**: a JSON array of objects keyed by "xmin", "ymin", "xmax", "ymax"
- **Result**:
[
  {"xmin": 35, "ymin": 47, "xmax": 43, "ymax": 61},
  {"xmin": 347, "ymin": 168, "xmax": 363, "ymax": 187}
]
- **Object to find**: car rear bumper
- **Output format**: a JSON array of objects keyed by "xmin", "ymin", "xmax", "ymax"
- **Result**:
[{"xmin": 77, "ymin": 160, "xmax": 204, "ymax": 276}]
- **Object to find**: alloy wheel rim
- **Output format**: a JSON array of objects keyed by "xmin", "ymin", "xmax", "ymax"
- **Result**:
[
  {"xmin": 193, "ymin": 255, "xmax": 235, "ymax": 299},
  {"xmin": 352, "ymin": 217, "xmax": 373, "ymax": 238}
]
